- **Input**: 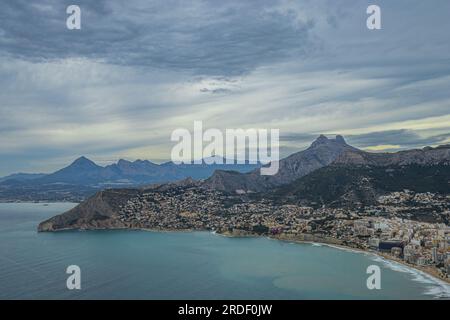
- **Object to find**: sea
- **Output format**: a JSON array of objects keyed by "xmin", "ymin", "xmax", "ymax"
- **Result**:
[{"xmin": 0, "ymin": 202, "xmax": 449, "ymax": 300}]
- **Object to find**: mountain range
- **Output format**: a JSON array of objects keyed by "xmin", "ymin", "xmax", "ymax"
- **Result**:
[
  {"xmin": 0, "ymin": 173, "xmax": 46, "ymax": 183},
  {"xmin": 37, "ymin": 135, "xmax": 450, "ymax": 232},
  {"xmin": 3, "ymin": 135, "xmax": 450, "ymax": 204},
  {"xmin": 203, "ymin": 135, "xmax": 450, "ymax": 206},
  {"xmin": 0, "ymin": 156, "xmax": 260, "ymax": 187},
  {"xmin": 203, "ymin": 135, "xmax": 357, "ymax": 192},
  {"xmin": 0, "ymin": 156, "xmax": 260, "ymax": 201}
]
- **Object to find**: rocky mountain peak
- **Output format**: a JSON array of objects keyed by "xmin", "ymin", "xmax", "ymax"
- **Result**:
[
  {"xmin": 335, "ymin": 135, "xmax": 347, "ymax": 145},
  {"xmin": 310, "ymin": 134, "xmax": 348, "ymax": 148},
  {"xmin": 117, "ymin": 159, "xmax": 132, "ymax": 168},
  {"xmin": 312, "ymin": 134, "xmax": 329, "ymax": 145},
  {"xmin": 70, "ymin": 156, "xmax": 99, "ymax": 168}
]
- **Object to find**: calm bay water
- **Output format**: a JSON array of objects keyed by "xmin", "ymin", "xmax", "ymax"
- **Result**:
[{"xmin": 0, "ymin": 202, "xmax": 449, "ymax": 300}]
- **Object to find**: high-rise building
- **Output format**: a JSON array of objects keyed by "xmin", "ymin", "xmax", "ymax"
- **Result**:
[{"xmin": 431, "ymin": 247, "xmax": 438, "ymax": 264}]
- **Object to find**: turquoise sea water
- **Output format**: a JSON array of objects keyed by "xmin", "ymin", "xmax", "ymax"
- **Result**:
[{"xmin": 0, "ymin": 202, "xmax": 449, "ymax": 300}]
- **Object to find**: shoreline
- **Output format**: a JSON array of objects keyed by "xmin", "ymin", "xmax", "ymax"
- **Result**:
[
  {"xmin": 14, "ymin": 200, "xmax": 450, "ymax": 289},
  {"xmin": 212, "ymin": 233, "xmax": 450, "ymax": 285},
  {"xmin": 44, "ymin": 225, "xmax": 450, "ymax": 287},
  {"xmin": 0, "ymin": 200, "xmax": 82, "ymax": 204},
  {"xmin": 149, "ymin": 229, "xmax": 450, "ymax": 287},
  {"xmin": 268, "ymin": 234, "xmax": 450, "ymax": 286}
]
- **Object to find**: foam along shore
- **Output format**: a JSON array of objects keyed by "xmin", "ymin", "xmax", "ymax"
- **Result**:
[
  {"xmin": 283, "ymin": 239, "xmax": 450, "ymax": 298},
  {"xmin": 368, "ymin": 252, "xmax": 450, "ymax": 298}
]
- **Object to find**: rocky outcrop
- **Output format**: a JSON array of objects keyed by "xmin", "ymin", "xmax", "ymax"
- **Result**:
[
  {"xmin": 203, "ymin": 135, "xmax": 356, "ymax": 193},
  {"xmin": 274, "ymin": 163, "xmax": 450, "ymax": 208},
  {"xmin": 334, "ymin": 145, "xmax": 450, "ymax": 166},
  {"xmin": 38, "ymin": 189, "xmax": 139, "ymax": 232},
  {"xmin": 201, "ymin": 170, "xmax": 264, "ymax": 193}
]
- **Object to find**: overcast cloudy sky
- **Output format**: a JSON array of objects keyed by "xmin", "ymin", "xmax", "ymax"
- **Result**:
[{"xmin": 1, "ymin": 0, "xmax": 450, "ymax": 175}]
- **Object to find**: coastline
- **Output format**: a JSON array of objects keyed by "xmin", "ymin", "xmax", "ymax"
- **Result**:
[
  {"xmin": 143, "ymin": 228, "xmax": 450, "ymax": 287},
  {"xmin": 47, "ymin": 224, "xmax": 450, "ymax": 287},
  {"xmin": 267, "ymin": 233, "xmax": 450, "ymax": 286},
  {"xmin": 0, "ymin": 200, "xmax": 81, "ymax": 204}
]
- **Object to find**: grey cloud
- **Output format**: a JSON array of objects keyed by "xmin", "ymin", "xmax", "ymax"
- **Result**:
[
  {"xmin": 346, "ymin": 130, "xmax": 450, "ymax": 149},
  {"xmin": 0, "ymin": 0, "xmax": 317, "ymax": 76},
  {"xmin": 200, "ymin": 88, "xmax": 232, "ymax": 94},
  {"xmin": 1, "ymin": 0, "xmax": 450, "ymax": 175},
  {"xmin": 280, "ymin": 133, "xmax": 319, "ymax": 144}
]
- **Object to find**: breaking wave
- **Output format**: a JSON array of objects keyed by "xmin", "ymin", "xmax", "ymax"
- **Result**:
[
  {"xmin": 315, "ymin": 242, "xmax": 450, "ymax": 299},
  {"xmin": 368, "ymin": 255, "xmax": 450, "ymax": 299}
]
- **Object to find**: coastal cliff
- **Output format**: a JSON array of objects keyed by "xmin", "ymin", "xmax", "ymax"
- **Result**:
[{"xmin": 38, "ymin": 189, "xmax": 138, "ymax": 232}]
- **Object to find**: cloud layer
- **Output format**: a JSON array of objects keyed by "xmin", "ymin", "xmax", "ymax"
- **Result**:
[{"xmin": 0, "ymin": 0, "xmax": 449, "ymax": 175}]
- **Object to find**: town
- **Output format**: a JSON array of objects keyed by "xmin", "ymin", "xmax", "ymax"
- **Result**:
[{"xmin": 117, "ymin": 186, "xmax": 450, "ymax": 282}]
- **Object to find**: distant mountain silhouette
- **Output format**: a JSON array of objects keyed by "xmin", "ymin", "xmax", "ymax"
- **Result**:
[
  {"xmin": 5, "ymin": 136, "xmax": 450, "ymax": 203},
  {"xmin": 37, "ymin": 156, "xmax": 105, "ymax": 184},
  {"xmin": 0, "ymin": 173, "xmax": 46, "ymax": 183},
  {"xmin": 0, "ymin": 156, "xmax": 261, "ymax": 188}
]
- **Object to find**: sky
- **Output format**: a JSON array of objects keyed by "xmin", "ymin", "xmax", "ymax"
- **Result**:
[{"xmin": 0, "ymin": 0, "xmax": 450, "ymax": 175}]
